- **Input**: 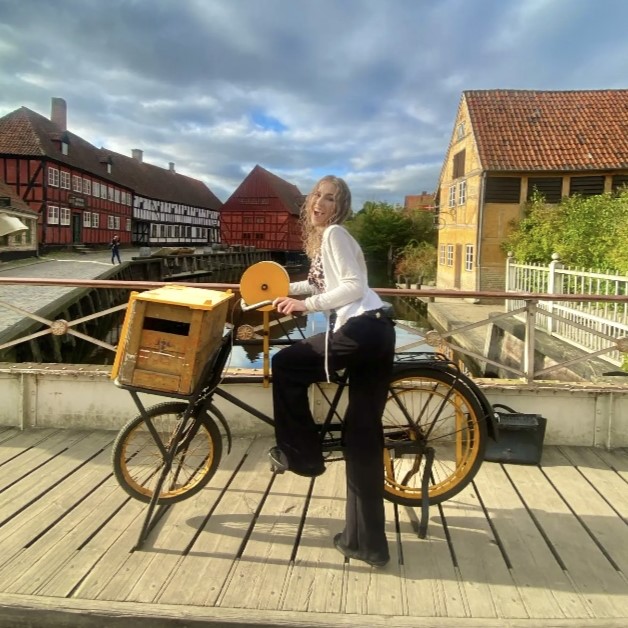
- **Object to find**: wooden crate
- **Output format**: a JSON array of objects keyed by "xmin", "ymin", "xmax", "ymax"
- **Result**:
[{"xmin": 111, "ymin": 285, "xmax": 234, "ymax": 395}]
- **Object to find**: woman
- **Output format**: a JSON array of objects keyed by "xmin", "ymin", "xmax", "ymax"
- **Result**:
[{"xmin": 271, "ymin": 175, "xmax": 396, "ymax": 568}]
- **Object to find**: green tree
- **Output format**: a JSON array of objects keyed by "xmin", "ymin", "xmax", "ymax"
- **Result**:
[{"xmin": 503, "ymin": 189, "xmax": 628, "ymax": 272}]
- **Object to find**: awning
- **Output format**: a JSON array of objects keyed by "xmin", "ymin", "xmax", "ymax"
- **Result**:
[{"xmin": 0, "ymin": 214, "xmax": 29, "ymax": 237}]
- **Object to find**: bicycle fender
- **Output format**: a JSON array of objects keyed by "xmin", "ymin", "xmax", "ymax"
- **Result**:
[{"xmin": 209, "ymin": 403, "xmax": 232, "ymax": 454}]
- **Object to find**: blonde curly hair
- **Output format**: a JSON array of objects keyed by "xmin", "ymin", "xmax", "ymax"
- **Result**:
[{"xmin": 300, "ymin": 175, "xmax": 352, "ymax": 259}]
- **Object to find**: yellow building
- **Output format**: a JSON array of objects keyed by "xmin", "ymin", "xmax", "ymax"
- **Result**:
[{"xmin": 436, "ymin": 89, "xmax": 628, "ymax": 292}]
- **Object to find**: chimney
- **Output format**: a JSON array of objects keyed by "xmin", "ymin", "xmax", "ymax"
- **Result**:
[
  {"xmin": 131, "ymin": 149, "xmax": 143, "ymax": 163},
  {"xmin": 169, "ymin": 162, "xmax": 176, "ymax": 173},
  {"xmin": 51, "ymin": 97, "xmax": 67, "ymax": 131}
]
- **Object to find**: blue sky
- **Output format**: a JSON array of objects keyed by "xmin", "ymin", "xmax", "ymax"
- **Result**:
[{"xmin": 1, "ymin": 0, "xmax": 627, "ymax": 209}]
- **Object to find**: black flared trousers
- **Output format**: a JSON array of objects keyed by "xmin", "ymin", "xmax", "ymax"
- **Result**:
[{"xmin": 271, "ymin": 312, "xmax": 395, "ymax": 559}]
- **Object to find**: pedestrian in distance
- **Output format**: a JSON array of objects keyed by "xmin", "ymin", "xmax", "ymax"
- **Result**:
[
  {"xmin": 270, "ymin": 175, "xmax": 396, "ymax": 568},
  {"xmin": 110, "ymin": 234, "xmax": 121, "ymax": 264}
]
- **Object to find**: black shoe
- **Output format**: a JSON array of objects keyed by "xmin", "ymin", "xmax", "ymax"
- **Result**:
[
  {"xmin": 268, "ymin": 447, "xmax": 325, "ymax": 477},
  {"xmin": 333, "ymin": 533, "xmax": 389, "ymax": 568}
]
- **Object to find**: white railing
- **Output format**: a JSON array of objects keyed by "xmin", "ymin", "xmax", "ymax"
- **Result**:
[{"xmin": 506, "ymin": 254, "xmax": 628, "ymax": 366}]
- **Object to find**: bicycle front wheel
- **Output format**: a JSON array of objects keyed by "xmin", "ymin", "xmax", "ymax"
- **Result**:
[
  {"xmin": 112, "ymin": 402, "xmax": 222, "ymax": 504},
  {"xmin": 382, "ymin": 367, "xmax": 487, "ymax": 507}
]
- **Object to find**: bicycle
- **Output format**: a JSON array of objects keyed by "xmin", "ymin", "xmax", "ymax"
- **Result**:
[{"xmin": 111, "ymin": 263, "xmax": 497, "ymax": 548}]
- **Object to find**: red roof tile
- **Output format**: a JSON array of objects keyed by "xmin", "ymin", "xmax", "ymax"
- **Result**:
[{"xmin": 464, "ymin": 89, "xmax": 628, "ymax": 172}]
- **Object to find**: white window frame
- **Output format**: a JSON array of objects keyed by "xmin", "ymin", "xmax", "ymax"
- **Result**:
[
  {"xmin": 47, "ymin": 205, "xmax": 59, "ymax": 224},
  {"xmin": 83, "ymin": 179, "xmax": 91, "ymax": 195},
  {"xmin": 446, "ymin": 244, "xmax": 454, "ymax": 267},
  {"xmin": 92, "ymin": 212, "xmax": 100, "ymax": 228},
  {"xmin": 458, "ymin": 180, "xmax": 467, "ymax": 205},
  {"xmin": 72, "ymin": 175, "xmax": 82, "ymax": 192},
  {"xmin": 101, "ymin": 185, "xmax": 108, "ymax": 200},
  {"xmin": 92, "ymin": 181, "xmax": 100, "ymax": 197},
  {"xmin": 84, "ymin": 211, "xmax": 91, "ymax": 228},
  {"xmin": 439, "ymin": 244, "xmax": 446, "ymax": 265},
  {"xmin": 114, "ymin": 189, "xmax": 120, "ymax": 204},
  {"xmin": 108, "ymin": 215, "xmax": 115, "ymax": 229},
  {"xmin": 48, "ymin": 167, "xmax": 59, "ymax": 187},
  {"xmin": 126, "ymin": 218, "xmax": 131, "ymax": 231},
  {"xmin": 448, "ymin": 184, "xmax": 456, "ymax": 208},
  {"xmin": 465, "ymin": 244, "xmax": 474, "ymax": 271},
  {"xmin": 108, "ymin": 186, "xmax": 114, "ymax": 201},
  {"xmin": 114, "ymin": 216, "xmax": 120, "ymax": 230},
  {"xmin": 60, "ymin": 171, "xmax": 71, "ymax": 189},
  {"xmin": 60, "ymin": 207, "xmax": 71, "ymax": 226}
]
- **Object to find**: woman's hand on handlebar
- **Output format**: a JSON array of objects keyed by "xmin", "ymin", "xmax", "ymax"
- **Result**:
[{"xmin": 273, "ymin": 296, "xmax": 308, "ymax": 315}]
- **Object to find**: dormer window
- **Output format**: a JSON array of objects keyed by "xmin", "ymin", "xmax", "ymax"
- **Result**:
[
  {"xmin": 60, "ymin": 131, "xmax": 70, "ymax": 155},
  {"xmin": 107, "ymin": 162, "xmax": 112, "ymax": 174}
]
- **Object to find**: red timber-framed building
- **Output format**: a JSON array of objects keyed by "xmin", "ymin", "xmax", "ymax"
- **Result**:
[
  {"xmin": 0, "ymin": 98, "xmax": 222, "ymax": 254},
  {"xmin": 220, "ymin": 165, "xmax": 304, "ymax": 255}
]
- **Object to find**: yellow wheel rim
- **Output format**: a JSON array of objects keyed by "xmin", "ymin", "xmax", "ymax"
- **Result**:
[{"xmin": 240, "ymin": 261, "xmax": 289, "ymax": 312}]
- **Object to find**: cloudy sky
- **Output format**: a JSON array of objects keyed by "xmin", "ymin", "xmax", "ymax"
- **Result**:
[{"xmin": 1, "ymin": 0, "xmax": 627, "ymax": 209}]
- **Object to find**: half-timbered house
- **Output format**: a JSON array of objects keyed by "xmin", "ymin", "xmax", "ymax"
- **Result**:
[
  {"xmin": 220, "ymin": 165, "xmax": 304, "ymax": 252},
  {"xmin": 0, "ymin": 98, "xmax": 222, "ymax": 251},
  {"xmin": 0, "ymin": 180, "xmax": 38, "ymax": 260}
]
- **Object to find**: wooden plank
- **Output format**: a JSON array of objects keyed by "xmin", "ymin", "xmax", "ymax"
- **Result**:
[
  {"xmin": 156, "ymin": 437, "xmax": 275, "ymax": 607},
  {"xmin": 397, "ymin": 501, "xmax": 469, "ymax": 618},
  {"xmin": 0, "ymin": 427, "xmax": 57, "ymax": 452},
  {"xmin": 541, "ymin": 447, "xmax": 628, "ymax": 579},
  {"xmin": 439, "ymin": 480, "xmax": 527, "ymax": 619},
  {"xmin": 103, "ymin": 438, "xmax": 253, "ymax": 604},
  {"xmin": 344, "ymin": 499, "xmax": 404, "ymax": 616},
  {"xmin": 279, "ymin": 459, "xmax": 348, "ymax": 614},
  {"xmin": 507, "ymin": 448, "xmax": 628, "ymax": 618},
  {"xmin": 475, "ymin": 460, "xmax": 588, "ymax": 619},
  {"xmin": 217, "ymin": 462, "xmax": 311, "ymax": 610},
  {"xmin": 0, "ymin": 431, "xmax": 112, "ymax": 521},
  {"xmin": 0, "ymin": 443, "xmax": 116, "ymax": 570},
  {"xmin": 561, "ymin": 446, "xmax": 628, "ymax": 519}
]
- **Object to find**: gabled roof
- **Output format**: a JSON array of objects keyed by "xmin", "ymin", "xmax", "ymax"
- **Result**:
[
  {"xmin": 464, "ymin": 89, "xmax": 628, "ymax": 171},
  {"xmin": 100, "ymin": 149, "xmax": 222, "ymax": 209},
  {"xmin": 0, "ymin": 107, "xmax": 126, "ymax": 185},
  {"xmin": 0, "ymin": 180, "xmax": 38, "ymax": 216},
  {"xmin": 0, "ymin": 106, "xmax": 222, "ymax": 209},
  {"xmin": 222, "ymin": 164, "xmax": 304, "ymax": 215}
]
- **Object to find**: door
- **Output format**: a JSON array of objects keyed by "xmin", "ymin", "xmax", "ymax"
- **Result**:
[{"xmin": 72, "ymin": 213, "xmax": 82, "ymax": 243}]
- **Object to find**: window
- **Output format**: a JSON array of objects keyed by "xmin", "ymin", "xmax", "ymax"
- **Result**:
[
  {"xmin": 114, "ymin": 189, "xmax": 120, "ymax": 204},
  {"xmin": 439, "ymin": 244, "xmax": 446, "ymax": 265},
  {"xmin": 126, "ymin": 218, "xmax": 131, "ymax": 231},
  {"xmin": 256, "ymin": 233, "xmax": 264, "ymax": 240},
  {"xmin": 612, "ymin": 174, "xmax": 628, "ymax": 193},
  {"xmin": 458, "ymin": 180, "xmax": 467, "ymax": 205},
  {"xmin": 48, "ymin": 167, "xmax": 59, "ymax": 187},
  {"xmin": 485, "ymin": 177, "xmax": 521, "ymax": 203},
  {"xmin": 101, "ymin": 185, "xmax": 108, "ymax": 200},
  {"xmin": 527, "ymin": 177, "xmax": 562, "ymax": 203},
  {"xmin": 569, "ymin": 175, "xmax": 605, "ymax": 197},
  {"xmin": 465, "ymin": 245, "xmax": 474, "ymax": 271},
  {"xmin": 60, "ymin": 171, "xmax": 71, "ymax": 189},
  {"xmin": 114, "ymin": 216, "xmax": 120, "ymax": 230},
  {"xmin": 83, "ymin": 179, "xmax": 91, "ymax": 195},
  {"xmin": 47, "ymin": 205, "xmax": 59, "ymax": 224},
  {"xmin": 61, "ymin": 141, "xmax": 69, "ymax": 156},
  {"xmin": 60, "ymin": 207, "xmax": 70, "ymax": 225},
  {"xmin": 456, "ymin": 121, "xmax": 465, "ymax": 140},
  {"xmin": 108, "ymin": 186, "xmax": 114, "ymax": 201},
  {"xmin": 168, "ymin": 225, "xmax": 174, "ymax": 238},
  {"xmin": 92, "ymin": 212, "xmax": 99, "ymax": 228},
  {"xmin": 446, "ymin": 244, "xmax": 454, "ymax": 267},
  {"xmin": 448, "ymin": 185, "xmax": 456, "ymax": 208},
  {"xmin": 72, "ymin": 175, "xmax": 82, "ymax": 192},
  {"xmin": 452, "ymin": 150, "xmax": 466, "ymax": 178},
  {"xmin": 108, "ymin": 215, "xmax": 115, "ymax": 229},
  {"xmin": 84, "ymin": 211, "xmax": 91, "ymax": 228},
  {"xmin": 93, "ymin": 181, "xmax": 100, "ymax": 197},
  {"xmin": 151, "ymin": 224, "xmax": 158, "ymax": 238}
]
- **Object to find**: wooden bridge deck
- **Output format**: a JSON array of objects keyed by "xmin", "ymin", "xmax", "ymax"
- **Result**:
[{"xmin": 0, "ymin": 428, "xmax": 628, "ymax": 627}]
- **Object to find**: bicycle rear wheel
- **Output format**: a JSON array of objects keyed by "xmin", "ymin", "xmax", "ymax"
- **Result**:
[
  {"xmin": 382, "ymin": 366, "xmax": 487, "ymax": 506},
  {"xmin": 112, "ymin": 402, "xmax": 222, "ymax": 504}
]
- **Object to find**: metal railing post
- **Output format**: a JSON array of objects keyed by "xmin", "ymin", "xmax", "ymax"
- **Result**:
[{"xmin": 524, "ymin": 299, "xmax": 537, "ymax": 383}]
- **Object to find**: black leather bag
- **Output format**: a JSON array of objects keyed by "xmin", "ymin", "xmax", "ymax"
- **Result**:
[{"xmin": 484, "ymin": 403, "xmax": 547, "ymax": 465}]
